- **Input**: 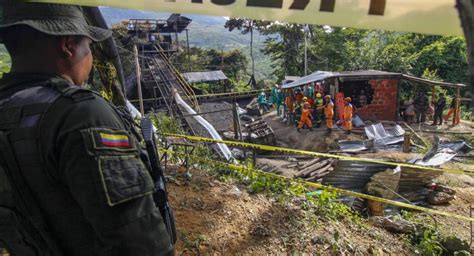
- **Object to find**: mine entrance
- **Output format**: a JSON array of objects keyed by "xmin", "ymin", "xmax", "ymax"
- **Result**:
[{"xmin": 339, "ymin": 80, "xmax": 374, "ymax": 109}]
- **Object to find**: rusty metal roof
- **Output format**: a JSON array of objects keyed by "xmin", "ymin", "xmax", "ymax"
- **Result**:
[{"xmin": 182, "ymin": 70, "xmax": 228, "ymax": 83}]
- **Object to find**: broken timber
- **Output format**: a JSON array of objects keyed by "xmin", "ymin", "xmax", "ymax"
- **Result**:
[{"xmin": 294, "ymin": 159, "xmax": 335, "ymax": 180}]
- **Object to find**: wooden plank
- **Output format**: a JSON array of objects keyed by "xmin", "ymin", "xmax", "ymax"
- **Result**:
[{"xmin": 295, "ymin": 159, "xmax": 329, "ymax": 178}]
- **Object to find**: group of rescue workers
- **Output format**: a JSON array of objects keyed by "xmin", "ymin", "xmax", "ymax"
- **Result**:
[
  {"xmin": 257, "ymin": 83, "xmax": 354, "ymax": 134},
  {"xmin": 401, "ymin": 91, "xmax": 461, "ymax": 125}
]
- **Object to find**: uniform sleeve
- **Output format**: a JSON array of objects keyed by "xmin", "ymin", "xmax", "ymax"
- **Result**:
[{"xmin": 44, "ymin": 95, "xmax": 173, "ymax": 255}]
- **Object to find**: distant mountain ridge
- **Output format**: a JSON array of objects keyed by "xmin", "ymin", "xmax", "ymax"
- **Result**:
[
  {"xmin": 100, "ymin": 7, "xmax": 266, "ymax": 49},
  {"xmin": 100, "ymin": 7, "xmax": 227, "ymax": 26}
]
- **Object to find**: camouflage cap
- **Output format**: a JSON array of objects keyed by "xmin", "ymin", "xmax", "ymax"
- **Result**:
[{"xmin": 0, "ymin": 1, "xmax": 112, "ymax": 42}]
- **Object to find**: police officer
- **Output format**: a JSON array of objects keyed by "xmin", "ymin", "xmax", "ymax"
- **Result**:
[
  {"xmin": 0, "ymin": 2, "xmax": 174, "ymax": 255},
  {"xmin": 414, "ymin": 91, "xmax": 429, "ymax": 123}
]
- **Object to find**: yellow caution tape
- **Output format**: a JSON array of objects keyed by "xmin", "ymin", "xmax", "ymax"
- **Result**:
[
  {"xmin": 160, "ymin": 146, "xmax": 474, "ymax": 222},
  {"xmin": 163, "ymin": 133, "xmax": 474, "ymax": 176},
  {"xmin": 31, "ymin": 0, "xmax": 462, "ymax": 36}
]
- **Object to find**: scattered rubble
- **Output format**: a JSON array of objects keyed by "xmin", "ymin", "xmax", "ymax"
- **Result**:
[
  {"xmin": 370, "ymin": 216, "xmax": 419, "ymax": 234},
  {"xmin": 434, "ymin": 184, "xmax": 457, "ymax": 195},
  {"xmin": 244, "ymin": 118, "xmax": 275, "ymax": 145},
  {"xmin": 427, "ymin": 191, "xmax": 456, "ymax": 205}
]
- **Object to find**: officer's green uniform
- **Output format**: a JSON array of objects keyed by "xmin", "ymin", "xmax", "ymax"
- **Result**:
[
  {"xmin": 0, "ymin": 73, "xmax": 173, "ymax": 255},
  {"xmin": 0, "ymin": 2, "xmax": 173, "ymax": 255}
]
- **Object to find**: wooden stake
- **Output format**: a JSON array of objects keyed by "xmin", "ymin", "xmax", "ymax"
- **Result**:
[
  {"xmin": 403, "ymin": 132, "xmax": 411, "ymax": 153},
  {"xmin": 402, "ymin": 122, "xmax": 428, "ymax": 149},
  {"xmin": 232, "ymin": 102, "xmax": 239, "ymax": 140},
  {"xmin": 454, "ymin": 87, "xmax": 461, "ymax": 126}
]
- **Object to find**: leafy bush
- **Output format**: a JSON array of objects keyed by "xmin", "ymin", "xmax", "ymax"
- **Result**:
[
  {"xmin": 411, "ymin": 227, "xmax": 444, "ymax": 256},
  {"xmin": 150, "ymin": 112, "xmax": 184, "ymax": 135},
  {"xmin": 0, "ymin": 49, "xmax": 11, "ymax": 78}
]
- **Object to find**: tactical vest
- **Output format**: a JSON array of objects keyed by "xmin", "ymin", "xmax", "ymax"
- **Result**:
[{"xmin": 0, "ymin": 78, "xmax": 89, "ymax": 256}]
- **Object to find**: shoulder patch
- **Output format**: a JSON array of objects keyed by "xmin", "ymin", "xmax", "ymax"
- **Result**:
[
  {"xmin": 81, "ymin": 128, "xmax": 137, "ymax": 156},
  {"xmin": 99, "ymin": 132, "xmax": 130, "ymax": 147},
  {"xmin": 80, "ymin": 127, "xmax": 154, "ymax": 206}
]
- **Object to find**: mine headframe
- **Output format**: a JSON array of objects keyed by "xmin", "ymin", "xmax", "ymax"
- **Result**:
[{"xmin": 126, "ymin": 14, "xmax": 192, "ymax": 54}]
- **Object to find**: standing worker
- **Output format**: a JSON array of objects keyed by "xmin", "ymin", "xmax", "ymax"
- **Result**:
[
  {"xmin": 0, "ymin": 2, "xmax": 174, "ymax": 255},
  {"xmin": 271, "ymin": 84, "xmax": 279, "ymax": 109},
  {"xmin": 257, "ymin": 91, "xmax": 268, "ymax": 114},
  {"xmin": 305, "ymin": 83, "xmax": 314, "ymax": 98},
  {"xmin": 294, "ymin": 100, "xmax": 303, "ymax": 127},
  {"xmin": 276, "ymin": 89, "xmax": 284, "ymax": 118},
  {"xmin": 297, "ymin": 102, "xmax": 313, "ymax": 132},
  {"xmin": 295, "ymin": 88, "xmax": 304, "ymax": 103},
  {"xmin": 313, "ymin": 93, "xmax": 324, "ymax": 128},
  {"xmin": 343, "ymin": 97, "xmax": 353, "ymax": 134},
  {"xmin": 414, "ymin": 91, "xmax": 429, "ymax": 123},
  {"xmin": 323, "ymin": 95, "xmax": 334, "ymax": 133},
  {"xmin": 432, "ymin": 93, "xmax": 446, "ymax": 126},
  {"xmin": 444, "ymin": 97, "xmax": 461, "ymax": 125},
  {"xmin": 285, "ymin": 89, "xmax": 295, "ymax": 124}
]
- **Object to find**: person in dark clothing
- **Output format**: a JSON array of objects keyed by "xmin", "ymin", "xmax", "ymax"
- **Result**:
[
  {"xmin": 414, "ymin": 91, "xmax": 429, "ymax": 123},
  {"xmin": 432, "ymin": 93, "xmax": 446, "ymax": 125},
  {"xmin": 0, "ymin": 2, "xmax": 174, "ymax": 255}
]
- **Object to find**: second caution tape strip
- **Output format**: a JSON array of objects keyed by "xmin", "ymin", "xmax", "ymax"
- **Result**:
[
  {"xmin": 163, "ymin": 133, "xmax": 473, "ymax": 176},
  {"xmin": 160, "ymin": 147, "xmax": 474, "ymax": 222}
]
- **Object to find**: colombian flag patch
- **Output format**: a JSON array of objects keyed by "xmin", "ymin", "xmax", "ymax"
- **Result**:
[{"xmin": 99, "ymin": 133, "xmax": 130, "ymax": 147}]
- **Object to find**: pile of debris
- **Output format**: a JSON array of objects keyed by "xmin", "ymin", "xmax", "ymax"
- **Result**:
[
  {"xmin": 293, "ymin": 158, "xmax": 336, "ymax": 182},
  {"xmin": 338, "ymin": 123, "xmax": 407, "ymax": 152},
  {"xmin": 426, "ymin": 184, "xmax": 456, "ymax": 205},
  {"xmin": 244, "ymin": 118, "xmax": 275, "ymax": 146}
]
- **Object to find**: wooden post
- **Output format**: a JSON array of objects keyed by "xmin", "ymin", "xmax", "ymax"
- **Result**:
[
  {"xmin": 235, "ymin": 102, "xmax": 243, "ymax": 141},
  {"xmin": 367, "ymin": 200, "xmax": 384, "ymax": 216},
  {"xmin": 403, "ymin": 132, "xmax": 411, "ymax": 153},
  {"xmin": 453, "ymin": 87, "xmax": 461, "ymax": 126},
  {"xmin": 232, "ymin": 102, "xmax": 239, "ymax": 140},
  {"xmin": 185, "ymin": 29, "xmax": 191, "ymax": 72},
  {"xmin": 134, "ymin": 44, "xmax": 145, "ymax": 116}
]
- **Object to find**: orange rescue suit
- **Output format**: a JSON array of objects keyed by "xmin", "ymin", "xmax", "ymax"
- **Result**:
[
  {"xmin": 298, "ymin": 108, "xmax": 312, "ymax": 129},
  {"xmin": 285, "ymin": 95, "xmax": 294, "ymax": 113},
  {"xmin": 324, "ymin": 101, "xmax": 334, "ymax": 128},
  {"xmin": 343, "ymin": 103, "xmax": 353, "ymax": 130}
]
